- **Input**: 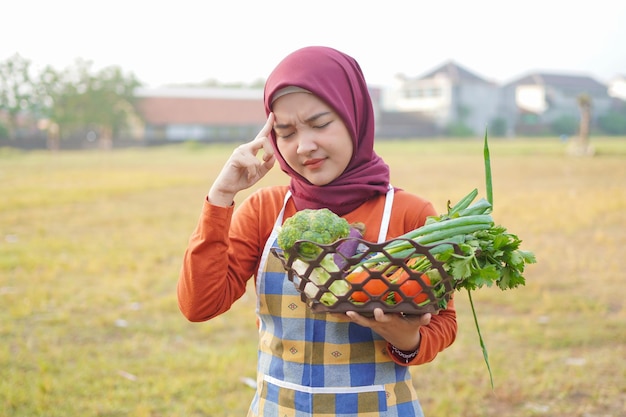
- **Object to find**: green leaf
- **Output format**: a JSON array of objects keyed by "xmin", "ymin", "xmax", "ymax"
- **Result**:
[
  {"xmin": 497, "ymin": 266, "xmax": 526, "ymax": 290},
  {"xmin": 506, "ymin": 250, "xmax": 525, "ymax": 269},
  {"xmin": 475, "ymin": 264, "xmax": 500, "ymax": 286},
  {"xmin": 519, "ymin": 250, "xmax": 537, "ymax": 264},
  {"xmin": 449, "ymin": 256, "xmax": 473, "ymax": 279}
]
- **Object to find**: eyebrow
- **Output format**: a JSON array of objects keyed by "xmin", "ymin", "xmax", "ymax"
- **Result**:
[{"xmin": 274, "ymin": 111, "xmax": 332, "ymax": 129}]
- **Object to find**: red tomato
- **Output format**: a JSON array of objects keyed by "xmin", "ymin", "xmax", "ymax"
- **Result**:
[
  {"xmin": 393, "ymin": 272, "xmax": 431, "ymax": 304},
  {"xmin": 346, "ymin": 270, "xmax": 388, "ymax": 302}
]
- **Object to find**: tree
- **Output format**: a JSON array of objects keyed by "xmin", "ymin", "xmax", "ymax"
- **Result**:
[
  {"xmin": 78, "ymin": 61, "xmax": 142, "ymax": 149},
  {"xmin": 33, "ymin": 59, "xmax": 142, "ymax": 150},
  {"xmin": 578, "ymin": 94, "xmax": 591, "ymax": 139},
  {"xmin": 0, "ymin": 54, "xmax": 35, "ymax": 140},
  {"xmin": 568, "ymin": 93, "xmax": 594, "ymax": 156},
  {"xmin": 32, "ymin": 64, "xmax": 73, "ymax": 151}
]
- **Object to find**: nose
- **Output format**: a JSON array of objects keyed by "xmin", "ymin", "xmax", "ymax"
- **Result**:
[{"xmin": 296, "ymin": 130, "xmax": 318, "ymax": 155}]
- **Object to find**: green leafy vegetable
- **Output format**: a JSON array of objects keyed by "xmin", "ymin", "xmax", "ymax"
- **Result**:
[{"xmin": 277, "ymin": 208, "xmax": 350, "ymax": 259}]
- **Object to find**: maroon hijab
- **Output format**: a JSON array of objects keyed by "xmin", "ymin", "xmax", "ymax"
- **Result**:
[{"xmin": 264, "ymin": 46, "xmax": 390, "ymax": 216}]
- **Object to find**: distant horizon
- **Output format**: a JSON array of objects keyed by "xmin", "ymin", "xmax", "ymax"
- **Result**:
[
  {"xmin": 5, "ymin": 52, "xmax": 620, "ymax": 91},
  {"xmin": 3, "ymin": 0, "xmax": 625, "ymax": 90},
  {"xmin": 132, "ymin": 58, "xmax": 620, "ymax": 90}
]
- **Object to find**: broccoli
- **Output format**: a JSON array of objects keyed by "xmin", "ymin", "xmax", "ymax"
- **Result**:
[
  {"xmin": 277, "ymin": 208, "xmax": 351, "ymax": 259},
  {"xmin": 277, "ymin": 208, "xmax": 352, "ymax": 306}
]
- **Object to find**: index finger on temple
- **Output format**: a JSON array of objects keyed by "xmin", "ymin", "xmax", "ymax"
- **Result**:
[{"xmin": 257, "ymin": 112, "xmax": 275, "ymax": 139}]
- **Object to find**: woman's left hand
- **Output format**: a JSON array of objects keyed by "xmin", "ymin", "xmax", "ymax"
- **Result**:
[{"xmin": 345, "ymin": 308, "xmax": 431, "ymax": 351}]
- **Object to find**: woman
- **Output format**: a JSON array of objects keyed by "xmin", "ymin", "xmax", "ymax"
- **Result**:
[{"xmin": 178, "ymin": 46, "xmax": 457, "ymax": 416}]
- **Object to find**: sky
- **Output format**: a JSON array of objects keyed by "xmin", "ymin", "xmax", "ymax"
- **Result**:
[{"xmin": 2, "ymin": 0, "xmax": 625, "ymax": 89}]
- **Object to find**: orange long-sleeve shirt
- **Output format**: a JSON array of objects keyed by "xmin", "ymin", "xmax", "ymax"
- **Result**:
[{"xmin": 178, "ymin": 185, "xmax": 457, "ymax": 365}]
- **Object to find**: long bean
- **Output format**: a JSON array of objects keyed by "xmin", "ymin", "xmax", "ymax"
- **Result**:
[
  {"xmin": 475, "ymin": 129, "xmax": 493, "ymax": 388},
  {"xmin": 391, "ymin": 214, "xmax": 493, "ymax": 242},
  {"xmin": 484, "ymin": 129, "xmax": 493, "ymax": 207},
  {"xmin": 458, "ymin": 198, "xmax": 492, "ymax": 217},
  {"xmin": 448, "ymin": 188, "xmax": 479, "ymax": 215}
]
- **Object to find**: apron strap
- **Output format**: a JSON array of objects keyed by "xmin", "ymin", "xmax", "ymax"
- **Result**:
[
  {"xmin": 376, "ymin": 185, "xmax": 394, "ymax": 243},
  {"xmin": 257, "ymin": 190, "xmax": 292, "ymax": 280}
]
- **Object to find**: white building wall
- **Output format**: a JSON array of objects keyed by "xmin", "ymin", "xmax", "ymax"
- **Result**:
[
  {"xmin": 608, "ymin": 76, "xmax": 626, "ymax": 100},
  {"xmin": 386, "ymin": 75, "xmax": 453, "ymax": 126},
  {"xmin": 516, "ymin": 85, "xmax": 547, "ymax": 113},
  {"xmin": 456, "ymin": 83, "xmax": 500, "ymax": 134}
]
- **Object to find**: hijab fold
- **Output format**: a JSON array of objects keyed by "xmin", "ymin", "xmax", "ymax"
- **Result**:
[{"xmin": 264, "ymin": 46, "xmax": 390, "ymax": 216}]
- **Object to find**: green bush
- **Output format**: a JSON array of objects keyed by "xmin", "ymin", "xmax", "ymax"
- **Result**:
[
  {"xmin": 489, "ymin": 117, "xmax": 507, "ymax": 137},
  {"xmin": 0, "ymin": 122, "xmax": 8, "ymax": 139},
  {"xmin": 550, "ymin": 115, "xmax": 578, "ymax": 136},
  {"xmin": 444, "ymin": 121, "xmax": 474, "ymax": 137},
  {"xmin": 598, "ymin": 110, "xmax": 626, "ymax": 135}
]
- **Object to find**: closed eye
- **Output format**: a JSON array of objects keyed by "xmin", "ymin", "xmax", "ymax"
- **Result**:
[
  {"xmin": 273, "ymin": 111, "xmax": 334, "ymax": 138},
  {"xmin": 277, "ymin": 131, "xmax": 295, "ymax": 139},
  {"xmin": 313, "ymin": 121, "xmax": 332, "ymax": 129},
  {"xmin": 273, "ymin": 125, "xmax": 295, "ymax": 139}
]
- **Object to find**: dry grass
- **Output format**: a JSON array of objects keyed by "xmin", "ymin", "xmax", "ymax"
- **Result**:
[{"xmin": 1, "ymin": 137, "xmax": 625, "ymax": 416}]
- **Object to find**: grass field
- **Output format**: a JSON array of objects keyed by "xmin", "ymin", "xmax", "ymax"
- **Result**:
[{"xmin": 1, "ymin": 137, "xmax": 625, "ymax": 417}]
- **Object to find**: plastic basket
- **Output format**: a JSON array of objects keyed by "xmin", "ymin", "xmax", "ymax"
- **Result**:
[{"xmin": 270, "ymin": 237, "xmax": 459, "ymax": 315}]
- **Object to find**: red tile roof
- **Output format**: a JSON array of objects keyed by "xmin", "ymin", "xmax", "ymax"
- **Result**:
[{"xmin": 135, "ymin": 88, "xmax": 265, "ymax": 125}]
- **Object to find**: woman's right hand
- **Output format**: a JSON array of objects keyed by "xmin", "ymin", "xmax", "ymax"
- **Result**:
[{"xmin": 208, "ymin": 113, "xmax": 276, "ymax": 207}]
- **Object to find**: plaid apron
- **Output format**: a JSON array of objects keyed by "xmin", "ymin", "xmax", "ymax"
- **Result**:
[{"xmin": 247, "ymin": 188, "xmax": 425, "ymax": 417}]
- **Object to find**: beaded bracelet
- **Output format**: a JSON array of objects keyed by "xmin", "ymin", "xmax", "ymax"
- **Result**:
[{"xmin": 390, "ymin": 345, "xmax": 419, "ymax": 364}]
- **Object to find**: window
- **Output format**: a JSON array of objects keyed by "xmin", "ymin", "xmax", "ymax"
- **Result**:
[{"xmin": 166, "ymin": 124, "xmax": 205, "ymax": 141}]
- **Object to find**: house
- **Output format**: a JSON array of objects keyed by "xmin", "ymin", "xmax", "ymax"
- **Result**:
[
  {"xmin": 386, "ymin": 62, "xmax": 620, "ymax": 137},
  {"xmin": 383, "ymin": 61, "xmax": 500, "ymax": 136},
  {"xmin": 135, "ymin": 87, "xmax": 265, "ymax": 142},
  {"xmin": 499, "ymin": 72, "xmax": 612, "ymax": 135}
]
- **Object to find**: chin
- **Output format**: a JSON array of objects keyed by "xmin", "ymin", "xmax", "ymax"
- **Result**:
[{"xmin": 305, "ymin": 176, "xmax": 332, "ymax": 186}]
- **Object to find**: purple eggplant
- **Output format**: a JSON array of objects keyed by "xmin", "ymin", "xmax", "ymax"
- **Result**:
[{"xmin": 334, "ymin": 223, "xmax": 365, "ymax": 270}]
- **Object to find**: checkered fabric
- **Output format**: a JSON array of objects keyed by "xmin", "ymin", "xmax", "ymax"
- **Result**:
[{"xmin": 247, "ymin": 244, "xmax": 425, "ymax": 417}]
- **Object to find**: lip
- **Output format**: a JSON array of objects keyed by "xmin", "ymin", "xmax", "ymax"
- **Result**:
[{"xmin": 303, "ymin": 158, "xmax": 325, "ymax": 169}]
